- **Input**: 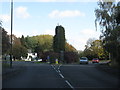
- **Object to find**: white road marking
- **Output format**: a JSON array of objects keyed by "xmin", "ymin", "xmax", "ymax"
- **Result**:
[
  {"xmin": 58, "ymin": 70, "xmax": 61, "ymax": 73},
  {"xmin": 59, "ymin": 73, "xmax": 64, "ymax": 78},
  {"xmin": 58, "ymin": 64, "xmax": 62, "ymax": 70},
  {"xmin": 65, "ymin": 80, "xmax": 74, "ymax": 89},
  {"xmin": 51, "ymin": 65, "xmax": 56, "ymax": 70},
  {"xmin": 51, "ymin": 64, "xmax": 74, "ymax": 89},
  {"xmin": 51, "ymin": 65, "xmax": 54, "ymax": 68},
  {"xmin": 56, "ymin": 70, "xmax": 58, "ymax": 73}
]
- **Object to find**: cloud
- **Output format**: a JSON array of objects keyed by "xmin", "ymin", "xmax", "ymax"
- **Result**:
[
  {"xmin": 80, "ymin": 29, "xmax": 96, "ymax": 36},
  {"xmin": 28, "ymin": 29, "xmax": 41, "ymax": 36},
  {"xmin": 1, "ymin": 0, "xmax": 116, "ymax": 2},
  {"xmin": 36, "ymin": 0, "xmax": 57, "ymax": 2},
  {"xmin": 33, "ymin": 0, "xmax": 99, "ymax": 2},
  {"xmin": 36, "ymin": 0, "xmax": 78, "ymax": 2},
  {"xmin": 44, "ymin": 29, "xmax": 55, "ymax": 35},
  {"xmin": 80, "ymin": 29, "xmax": 100, "ymax": 38},
  {"xmin": 13, "ymin": 30, "xmax": 23, "ymax": 38},
  {"xmin": 5, "ymin": 27, "xmax": 24, "ymax": 38},
  {"xmin": 0, "ymin": 14, "xmax": 10, "ymax": 23},
  {"xmin": 66, "ymin": 29, "xmax": 100, "ymax": 50},
  {"xmin": 15, "ymin": 6, "xmax": 30, "ymax": 19},
  {"xmin": 78, "ymin": 29, "xmax": 100, "ymax": 50},
  {"xmin": 49, "ymin": 10, "xmax": 85, "ymax": 18}
]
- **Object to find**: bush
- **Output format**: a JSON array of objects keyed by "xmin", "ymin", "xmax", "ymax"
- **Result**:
[
  {"xmin": 64, "ymin": 52, "xmax": 79, "ymax": 63},
  {"xmin": 49, "ymin": 52, "xmax": 59, "ymax": 64},
  {"xmin": 41, "ymin": 51, "xmax": 59, "ymax": 63}
]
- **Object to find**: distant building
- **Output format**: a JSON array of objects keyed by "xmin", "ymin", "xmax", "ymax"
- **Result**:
[{"xmin": 23, "ymin": 53, "xmax": 37, "ymax": 61}]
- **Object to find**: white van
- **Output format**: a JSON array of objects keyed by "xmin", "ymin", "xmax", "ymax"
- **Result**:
[{"xmin": 80, "ymin": 57, "xmax": 88, "ymax": 64}]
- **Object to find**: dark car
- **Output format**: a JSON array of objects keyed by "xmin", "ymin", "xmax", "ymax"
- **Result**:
[{"xmin": 92, "ymin": 58, "xmax": 99, "ymax": 63}]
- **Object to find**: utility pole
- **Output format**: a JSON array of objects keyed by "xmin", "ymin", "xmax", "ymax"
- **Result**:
[{"xmin": 10, "ymin": 0, "xmax": 13, "ymax": 68}]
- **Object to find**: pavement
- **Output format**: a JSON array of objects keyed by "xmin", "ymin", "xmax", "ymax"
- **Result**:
[
  {"xmin": 95, "ymin": 63, "xmax": 120, "ymax": 77},
  {"xmin": 2, "ymin": 61, "xmax": 27, "ymax": 80},
  {"xmin": 2, "ymin": 61, "xmax": 120, "ymax": 90},
  {"xmin": 3, "ymin": 62, "xmax": 69, "ymax": 88}
]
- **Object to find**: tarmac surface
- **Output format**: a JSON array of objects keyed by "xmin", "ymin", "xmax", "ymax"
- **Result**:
[{"xmin": 2, "ymin": 61, "xmax": 120, "ymax": 89}]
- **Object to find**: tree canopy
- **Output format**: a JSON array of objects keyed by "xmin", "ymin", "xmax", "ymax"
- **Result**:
[
  {"xmin": 95, "ymin": 1, "xmax": 120, "ymax": 65},
  {"xmin": 1, "ymin": 22, "xmax": 77, "ymax": 62},
  {"xmin": 53, "ymin": 25, "xmax": 65, "ymax": 53},
  {"xmin": 25, "ymin": 35, "xmax": 53, "ymax": 52},
  {"xmin": 0, "ymin": 27, "xmax": 10, "ymax": 55},
  {"xmin": 82, "ymin": 38, "xmax": 108, "ymax": 60},
  {"xmin": 12, "ymin": 35, "xmax": 28, "ymax": 60}
]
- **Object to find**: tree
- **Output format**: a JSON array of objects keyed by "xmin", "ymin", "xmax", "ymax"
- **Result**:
[
  {"xmin": 83, "ymin": 39, "xmax": 108, "ymax": 60},
  {"xmin": 24, "ymin": 35, "xmax": 54, "ymax": 60},
  {"xmin": 1, "ymin": 27, "xmax": 10, "ymax": 55},
  {"xmin": 95, "ymin": 1, "xmax": 120, "ymax": 65},
  {"xmin": 53, "ymin": 25, "xmax": 65, "ymax": 53},
  {"xmin": 20, "ymin": 35, "xmax": 27, "ymax": 47},
  {"xmin": 25, "ymin": 35, "xmax": 53, "ymax": 52},
  {"xmin": 24, "ymin": 34, "xmax": 76, "ymax": 62},
  {"xmin": 0, "ymin": 20, "xmax": 2, "ymax": 26},
  {"xmin": 12, "ymin": 35, "xmax": 27, "ymax": 60},
  {"xmin": 12, "ymin": 44, "xmax": 27, "ymax": 60},
  {"xmin": 34, "ymin": 43, "xmax": 42, "ymax": 58},
  {"xmin": 53, "ymin": 25, "xmax": 66, "ymax": 63},
  {"xmin": 24, "ymin": 35, "xmax": 30, "ymax": 49},
  {"xmin": 48, "ymin": 52, "xmax": 59, "ymax": 64},
  {"xmin": 65, "ymin": 43, "xmax": 77, "ymax": 52},
  {"xmin": 64, "ymin": 52, "xmax": 79, "ymax": 63},
  {"xmin": 37, "ymin": 35, "xmax": 53, "ymax": 52}
]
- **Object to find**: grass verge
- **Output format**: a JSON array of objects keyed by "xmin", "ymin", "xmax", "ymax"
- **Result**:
[{"xmin": 96, "ymin": 63, "xmax": 119, "ymax": 77}]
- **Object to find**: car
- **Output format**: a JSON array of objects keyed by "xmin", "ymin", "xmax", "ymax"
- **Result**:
[
  {"xmin": 80, "ymin": 57, "xmax": 88, "ymax": 64},
  {"xmin": 92, "ymin": 58, "xmax": 99, "ymax": 63}
]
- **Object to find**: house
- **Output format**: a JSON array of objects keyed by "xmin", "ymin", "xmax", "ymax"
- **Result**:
[{"xmin": 23, "ymin": 53, "xmax": 37, "ymax": 61}]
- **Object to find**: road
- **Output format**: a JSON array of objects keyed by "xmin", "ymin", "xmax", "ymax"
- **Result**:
[{"xmin": 2, "ymin": 61, "xmax": 120, "ymax": 89}]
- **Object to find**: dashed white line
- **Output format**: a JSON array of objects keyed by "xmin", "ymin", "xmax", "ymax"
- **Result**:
[
  {"xmin": 65, "ymin": 80, "xmax": 74, "ymax": 89},
  {"xmin": 56, "ymin": 70, "xmax": 58, "ymax": 73},
  {"xmin": 51, "ymin": 64, "xmax": 74, "ymax": 89},
  {"xmin": 58, "ymin": 70, "xmax": 60, "ymax": 73},
  {"xmin": 58, "ymin": 64, "xmax": 62, "ymax": 70},
  {"xmin": 51, "ymin": 65, "xmax": 56, "ymax": 70},
  {"xmin": 51, "ymin": 65, "xmax": 54, "ymax": 68},
  {"xmin": 59, "ymin": 73, "xmax": 64, "ymax": 78}
]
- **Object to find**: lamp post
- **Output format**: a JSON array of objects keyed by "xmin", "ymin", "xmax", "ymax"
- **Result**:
[{"xmin": 10, "ymin": 0, "xmax": 13, "ymax": 68}]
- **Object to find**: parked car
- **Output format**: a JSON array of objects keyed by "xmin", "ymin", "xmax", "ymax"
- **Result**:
[
  {"xmin": 80, "ymin": 57, "xmax": 88, "ymax": 64},
  {"xmin": 92, "ymin": 58, "xmax": 99, "ymax": 63}
]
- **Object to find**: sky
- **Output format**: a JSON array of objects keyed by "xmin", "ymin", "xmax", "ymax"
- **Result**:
[{"xmin": 0, "ymin": 0, "xmax": 103, "ymax": 51}]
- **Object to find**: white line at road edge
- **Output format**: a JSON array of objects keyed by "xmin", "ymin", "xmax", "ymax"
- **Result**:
[{"xmin": 65, "ymin": 80, "xmax": 74, "ymax": 89}]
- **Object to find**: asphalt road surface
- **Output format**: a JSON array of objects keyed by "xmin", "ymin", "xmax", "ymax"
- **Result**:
[{"xmin": 2, "ymin": 61, "xmax": 120, "ymax": 89}]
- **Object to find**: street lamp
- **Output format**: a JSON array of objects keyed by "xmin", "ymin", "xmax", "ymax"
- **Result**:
[{"xmin": 10, "ymin": 0, "xmax": 13, "ymax": 68}]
